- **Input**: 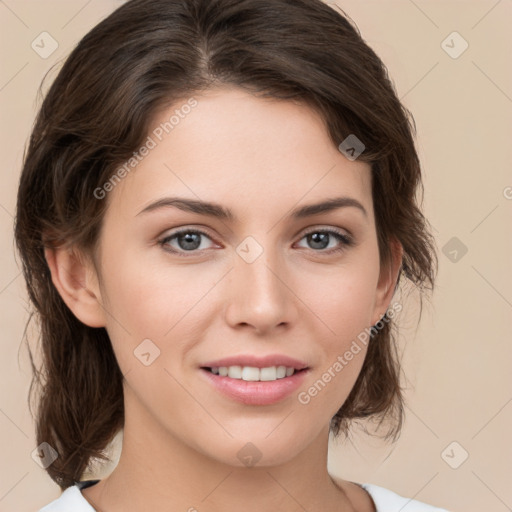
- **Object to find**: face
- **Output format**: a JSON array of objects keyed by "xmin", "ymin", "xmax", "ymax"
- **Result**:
[{"xmin": 75, "ymin": 86, "xmax": 398, "ymax": 467}]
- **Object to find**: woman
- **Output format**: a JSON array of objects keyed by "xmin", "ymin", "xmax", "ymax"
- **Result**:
[{"xmin": 15, "ymin": 0, "xmax": 448, "ymax": 510}]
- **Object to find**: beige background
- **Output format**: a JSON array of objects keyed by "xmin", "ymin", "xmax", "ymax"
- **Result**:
[{"xmin": 1, "ymin": 1, "xmax": 511, "ymax": 511}]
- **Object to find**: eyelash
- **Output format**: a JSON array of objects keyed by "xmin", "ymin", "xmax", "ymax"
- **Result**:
[{"xmin": 158, "ymin": 227, "xmax": 354, "ymax": 257}]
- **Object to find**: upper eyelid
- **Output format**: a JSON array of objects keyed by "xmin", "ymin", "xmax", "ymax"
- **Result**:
[
  {"xmin": 160, "ymin": 224, "xmax": 350, "ymax": 237},
  {"xmin": 301, "ymin": 226, "xmax": 350, "ymax": 237}
]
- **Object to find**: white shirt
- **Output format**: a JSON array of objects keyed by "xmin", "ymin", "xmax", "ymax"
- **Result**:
[{"xmin": 38, "ymin": 480, "xmax": 451, "ymax": 511}]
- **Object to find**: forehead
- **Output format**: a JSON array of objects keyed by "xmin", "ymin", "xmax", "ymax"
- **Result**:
[{"xmin": 105, "ymin": 86, "xmax": 373, "ymax": 222}]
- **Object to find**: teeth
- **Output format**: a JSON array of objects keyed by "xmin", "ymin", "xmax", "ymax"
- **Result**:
[
  {"xmin": 261, "ymin": 367, "xmax": 277, "ymax": 380},
  {"xmin": 228, "ymin": 366, "xmax": 242, "ymax": 379},
  {"xmin": 242, "ymin": 366, "xmax": 259, "ymax": 381},
  {"xmin": 209, "ymin": 365, "xmax": 297, "ymax": 381},
  {"xmin": 276, "ymin": 366, "xmax": 286, "ymax": 379}
]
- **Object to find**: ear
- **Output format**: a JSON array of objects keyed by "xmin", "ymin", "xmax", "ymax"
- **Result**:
[
  {"xmin": 371, "ymin": 237, "xmax": 403, "ymax": 326},
  {"xmin": 44, "ymin": 245, "xmax": 107, "ymax": 328}
]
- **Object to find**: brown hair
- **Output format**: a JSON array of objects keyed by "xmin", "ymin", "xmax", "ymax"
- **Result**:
[{"xmin": 14, "ymin": 0, "xmax": 437, "ymax": 490}]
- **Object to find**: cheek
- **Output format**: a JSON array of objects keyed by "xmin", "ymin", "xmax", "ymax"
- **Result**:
[
  {"xmin": 97, "ymin": 249, "xmax": 221, "ymax": 370},
  {"xmin": 296, "ymin": 253, "xmax": 380, "ymax": 407},
  {"xmin": 302, "ymin": 258, "xmax": 380, "ymax": 341},
  {"xmin": 101, "ymin": 249, "xmax": 209, "ymax": 330},
  {"xmin": 295, "ymin": 270, "xmax": 376, "ymax": 418}
]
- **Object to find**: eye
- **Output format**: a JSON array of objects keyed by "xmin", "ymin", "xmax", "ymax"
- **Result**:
[
  {"xmin": 158, "ymin": 229, "xmax": 217, "ymax": 256},
  {"xmin": 158, "ymin": 227, "xmax": 354, "ymax": 257},
  {"xmin": 295, "ymin": 228, "xmax": 353, "ymax": 254}
]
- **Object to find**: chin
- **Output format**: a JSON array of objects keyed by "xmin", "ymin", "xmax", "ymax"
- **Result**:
[{"xmin": 190, "ymin": 427, "xmax": 313, "ymax": 468}]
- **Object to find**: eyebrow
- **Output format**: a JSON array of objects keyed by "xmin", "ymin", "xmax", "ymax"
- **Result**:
[{"xmin": 136, "ymin": 196, "xmax": 368, "ymax": 220}]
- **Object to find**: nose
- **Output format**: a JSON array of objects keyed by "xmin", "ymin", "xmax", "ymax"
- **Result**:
[{"xmin": 224, "ymin": 244, "xmax": 297, "ymax": 334}]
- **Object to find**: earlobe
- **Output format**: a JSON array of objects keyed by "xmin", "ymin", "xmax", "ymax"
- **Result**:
[
  {"xmin": 372, "ymin": 238, "xmax": 404, "ymax": 326},
  {"xmin": 44, "ymin": 245, "xmax": 107, "ymax": 328}
]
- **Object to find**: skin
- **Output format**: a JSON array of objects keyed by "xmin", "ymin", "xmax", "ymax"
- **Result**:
[{"xmin": 46, "ymin": 85, "xmax": 402, "ymax": 512}]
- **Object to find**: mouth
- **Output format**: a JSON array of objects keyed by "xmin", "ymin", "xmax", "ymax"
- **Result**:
[{"xmin": 199, "ymin": 358, "xmax": 310, "ymax": 405}]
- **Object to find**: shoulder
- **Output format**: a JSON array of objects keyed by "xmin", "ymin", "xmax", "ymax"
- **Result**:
[
  {"xmin": 359, "ymin": 482, "xmax": 452, "ymax": 512},
  {"xmin": 37, "ymin": 481, "xmax": 98, "ymax": 512}
]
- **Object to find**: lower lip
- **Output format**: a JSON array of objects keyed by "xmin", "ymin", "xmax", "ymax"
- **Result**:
[{"xmin": 200, "ymin": 368, "xmax": 309, "ymax": 405}]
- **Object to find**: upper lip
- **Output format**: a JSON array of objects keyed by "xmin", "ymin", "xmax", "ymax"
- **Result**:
[{"xmin": 201, "ymin": 354, "xmax": 309, "ymax": 370}]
